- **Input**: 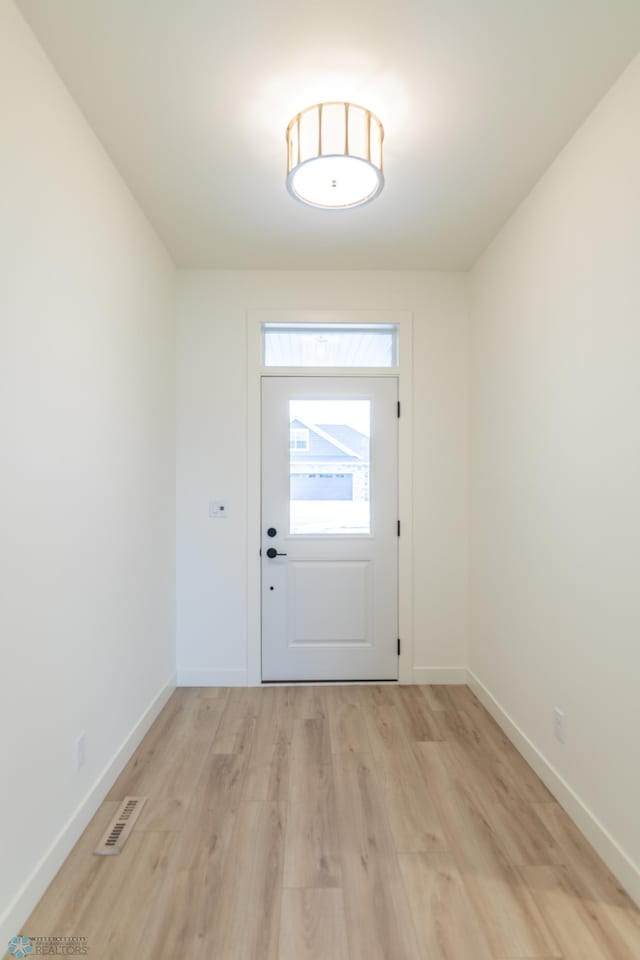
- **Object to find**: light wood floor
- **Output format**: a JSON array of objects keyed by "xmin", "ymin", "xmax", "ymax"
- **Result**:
[{"xmin": 26, "ymin": 685, "xmax": 640, "ymax": 959}]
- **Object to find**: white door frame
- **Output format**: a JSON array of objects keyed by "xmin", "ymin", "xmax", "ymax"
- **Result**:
[{"xmin": 246, "ymin": 309, "xmax": 413, "ymax": 685}]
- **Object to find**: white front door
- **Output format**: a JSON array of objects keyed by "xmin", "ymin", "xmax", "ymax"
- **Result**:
[{"xmin": 261, "ymin": 377, "xmax": 398, "ymax": 681}]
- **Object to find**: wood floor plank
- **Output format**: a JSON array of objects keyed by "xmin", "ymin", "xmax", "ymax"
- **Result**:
[
  {"xmin": 442, "ymin": 739, "xmax": 563, "ymax": 866},
  {"xmin": 332, "ymin": 751, "xmax": 422, "ymax": 960},
  {"xmin": 326, "ymin": 685, "xmax": 371, "ymax": 754},
  {"xmin": 390, "ymin": 684, "xmax": 445, "ymax": 742},
  {"xmin": 243, "ymin": 686, "xmax": 294, "ymax": 801},
  {"xmin": 284, "ymin": 712, "xmax": 342, "ymax": 886},
  {"xmin": 532, "ymin": 803, "xmax": 640, "ymax": 959},
  {"xmin": 364, "ymin": 683, "xmax": 397, "ymax": 707},
  {"xmin": 278, "ymin": 888, "xmax": 349, "ymax": 960},
  {"xmin": 419, "ymin": 684, "xmax": 457, "ymax": 711},
  {"xmin": 284, "ymin": 771, "xmax": 342, "ymax": 888},
  {"xmin": 195, "ymin": 684, "xmax": 230, "ymax": 699},
  {"xmin": 244, "ymin": 802, "xmax": 288, "ymax": 960},
  {"xmin": 212, "ymin": 686, "xmax": 261, "ymax": 755},
  {"xmin": 25, "ymin": 802, "xmax": 120, "ymax": 936},
  {"xmin": 519, "ymin": 865, "xmax": 618, "ymax": 960},
  {"xmin": 453, "ymin": 691, "xmax": 553, "ymax": 803},
  {"xmin": 293, "ymin": 684, "xmax": 329, "ymax": 720},
  {"xmin": 439, "ymin": 704, "xmax": 553, "ymax": 812},
  {"xmin": 484, "ymin": 795, "xmax": 564, "ymax": 867},
  {"xmin": 201, "ymin": 751, "xmax": 249, "ymax": 813},
  {"xmin": 133, "ymin": 749, "xmax": 248, "ymax": 959},
  {"xmin": 574, "ymin": 896, "xmax": 640, "ymax": 960},
  {"xmin": 210, "ymin": 800, "xmax": 286, "ymax": 960},
  {"xmin": 442, "ymin": 707, "xmax": 524, "ymax": 800},
  {"xmin": 364, "ymin": 700, "xmax": 448, "ymax": 853},
  {"xmin": 533, "ymin": 801, "xmax": 636, "ymax": 907},
  {"xmin": 134, "ymin": 693, "xmax": 227, "ymax": 830},
  {"xmin": 289, "ymin": 717, "xmax": 332, "ymax": 803},
  {"xmin": 414, "ymin": 741, "xmax": 562, "ymax": 958},
  {"xmin": 441, "ymin": 683, "xmax": 481, "ymax": 712},
  {"xmin": 74, "ymin": 831, "xmax": 175, "ymax": 959},
  {"xmin": 398, "ymin": 852, "xmax": 494, "ymax": 960}
]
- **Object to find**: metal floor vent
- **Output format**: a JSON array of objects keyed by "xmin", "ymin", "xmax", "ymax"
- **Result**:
[{"xmin": 94, "ymin": 796, "xmax": 147, "ymax": 856}]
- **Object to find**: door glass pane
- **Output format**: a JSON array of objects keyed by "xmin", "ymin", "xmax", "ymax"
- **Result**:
[
  {"xmin": 264, "ymin": 324, "xmax": 398, "ymax": 367},
  {"xmin": 289, "ymin": 399, "xmax": 370, "ymax": 535}
]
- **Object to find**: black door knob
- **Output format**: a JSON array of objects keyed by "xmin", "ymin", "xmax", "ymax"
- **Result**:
[
  {"xmin": 267, "ymin": 527, "xmax": 277, "ymax": 538},
  {"xmin": 266, "ymin": 547, "xmax": 287, "ymax": 559}
]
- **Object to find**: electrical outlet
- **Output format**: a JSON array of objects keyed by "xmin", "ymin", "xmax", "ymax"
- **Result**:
[
  {"xmin": 553, "ymin": 708, "xmax": 566, "ymax": 744},
  {"xmin": 75, "ymin": 733, "xmax": 86, "ymax": 770}
]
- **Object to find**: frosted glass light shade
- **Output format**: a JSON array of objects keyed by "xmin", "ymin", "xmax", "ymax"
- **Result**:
[{"xmin": 286, "ymin": 103, "xmax": 384, "ymax": 209}]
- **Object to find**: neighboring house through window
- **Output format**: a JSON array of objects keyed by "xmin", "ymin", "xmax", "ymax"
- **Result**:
[
  {"xmin": 289, "ymin": 427, "xmax": 310, "ymax": 451},
  {"xmin": 289, "ymin": 417, "xmax": 370, "ymax": 504}
]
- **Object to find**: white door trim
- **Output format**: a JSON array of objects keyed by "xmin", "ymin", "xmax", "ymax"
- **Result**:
[{"xmin": 246, "ymin": 309, "xmax": 414, "ymax": 685}]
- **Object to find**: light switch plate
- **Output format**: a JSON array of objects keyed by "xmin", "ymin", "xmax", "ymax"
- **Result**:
[{"xmin": 208, "ymin": 500, "xmax": 228, "ymax": 518}]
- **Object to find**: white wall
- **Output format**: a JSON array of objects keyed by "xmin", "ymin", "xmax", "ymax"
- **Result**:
[
  {"xmin": 176, "ymin": 271, "xmax": 469, "ymax": 683},
  {"xmin": 469, "ymin": 53, "xmax": 640, "ymax": 900},
  {"xmin": 0, "ymin": 0, "xmax": 176, "ymax": 938}
]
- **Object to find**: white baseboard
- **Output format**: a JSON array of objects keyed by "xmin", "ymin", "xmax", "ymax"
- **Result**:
[
  {"xmin": 0, "ymin": 673, "xmax": 176, "ymax": 946},
  {"xmin": 177, "ymin": 667, "xmax": 248, "ymax": 686},
  {"xmin": 412, "ymin": 666, "xmax": 468, "ymax": 684},
  {"xmin": 467, "ymin": 670, "xmax": 640, "ymax": 907},
  {"xmin": 178, "ymin": 667, "xmax": 467, "ymax": 687}
]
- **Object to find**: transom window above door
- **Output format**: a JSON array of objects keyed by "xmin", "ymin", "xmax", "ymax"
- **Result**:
[{"xmin": 263, "ymin": 323, "xmax": 399, "ymax": 368}]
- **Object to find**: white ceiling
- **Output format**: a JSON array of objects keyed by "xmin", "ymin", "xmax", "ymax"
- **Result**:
[{"xmin": 16, "ymin": 0, "xmax": 640, "ymax": 269}]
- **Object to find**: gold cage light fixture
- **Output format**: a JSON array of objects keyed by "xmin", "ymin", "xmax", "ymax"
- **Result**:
[{"xmin": 286, "ymin": 102, "xmax": 384, "ymax": 209}]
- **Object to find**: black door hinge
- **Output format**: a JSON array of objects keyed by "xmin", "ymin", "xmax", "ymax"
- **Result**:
[
  {"xmin": 397, "ymin": 401, "xmax": 401, "ymax": 418},
  {"xmin": 397, "ymin": 637, "xmax": 401, "ymax": 656},
  {"xmin": 397, "ymin": 520, "xmax": 401, "ymax": 536}
]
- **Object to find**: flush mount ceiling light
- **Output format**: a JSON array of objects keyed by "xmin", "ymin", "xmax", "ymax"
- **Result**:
[{"xmin": 286, "ymin": 102, "xmax": 384, "ymax": 209}]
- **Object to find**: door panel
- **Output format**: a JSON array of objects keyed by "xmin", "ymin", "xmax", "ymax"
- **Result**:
[
  {"xmin": 261, "ymin": 377, "xmax": 398, "ymax": 681},
  {"xmin": 287, "ymin": 560, "xmax": 372, "ymax": 644}
]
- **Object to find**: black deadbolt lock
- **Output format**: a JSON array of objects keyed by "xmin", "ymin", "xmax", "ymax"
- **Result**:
[{"xmin": 267, "ymin": 527, "xmax": 277, "ymax": 538}]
